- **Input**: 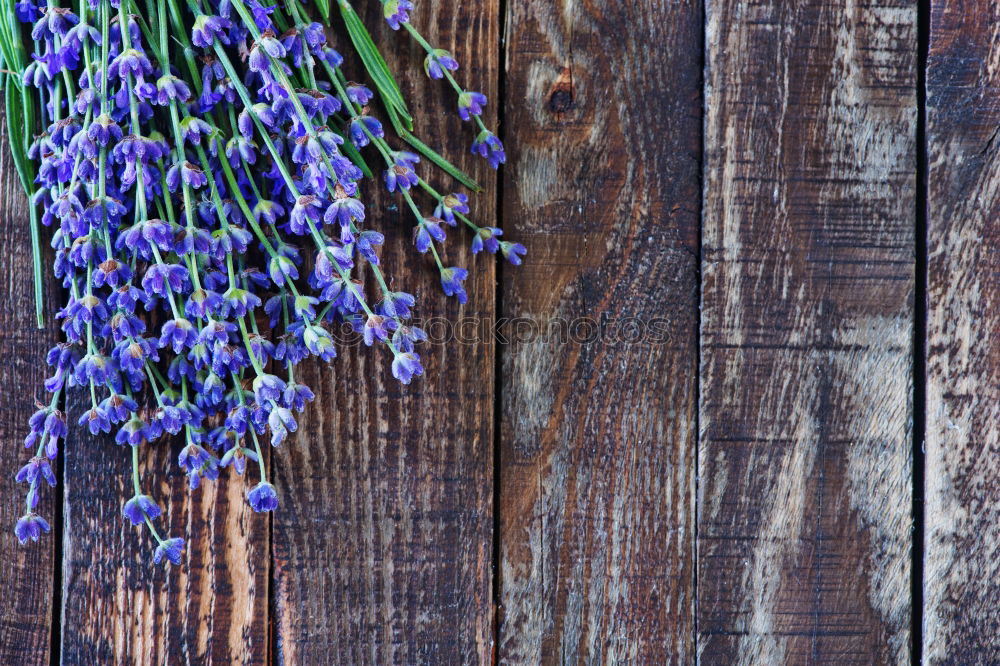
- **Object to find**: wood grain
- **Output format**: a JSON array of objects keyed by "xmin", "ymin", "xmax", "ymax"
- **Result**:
[
  {"xmin": 0, "ymin": 111, "xmax": 57, "ymax": 666},
  {"xmin": 59, "ymin": 410, "xmax": 270, "ymax": 663},
  {"xmin": 269, "ymin": 3, "xmax": 498, "ymax": 664},
  {"xmin": 497, "ymin": 0, "xmax": 701, "ymax": 663},
  {"xmin": 699, "ymin": 1, "xmax": 916, "ymax": 663},
  {"xmin": 925, "ymin": 1, "xmax": 1000, "ymax": 661}
]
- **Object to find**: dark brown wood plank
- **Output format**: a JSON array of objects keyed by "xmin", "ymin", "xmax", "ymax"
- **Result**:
[
  {"xmin": 0, "ymin": 113, "xmax": 57, "ymax": 666},
  {"xmin": 497, "ymin": 1, "xmax": 701, "ymax": 663},
  {"xmin": 925, "ymin": 2, "xmax": 1000, "ymax": 661},
  {"xmin": 699, "ymin": 1, "xmax": 916, "ymax": 663},
  {"xmin": 60, "ymin": 414, "xmax": 270, "ymax": 663},
  {"xmin": 269, "ymin": 3, "xmax": 498, "ymax": 664}
]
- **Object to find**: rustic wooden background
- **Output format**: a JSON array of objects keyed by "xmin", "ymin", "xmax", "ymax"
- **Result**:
[{"xmin": 0, "ymin": 0, "xmax": 997, "ymax": 663}]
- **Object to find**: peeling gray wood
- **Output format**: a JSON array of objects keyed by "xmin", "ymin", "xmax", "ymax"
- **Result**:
[
  {"xmin": 699, "ymin": 0, "xmax": 916, "ymax": 663},
  {"xmin": 498, "ymin": 0, "xmax": 702, "ymax": 663},
  {"xmin": 925, "ymin": 2, "xmax": 1000, "ymax": 662}
]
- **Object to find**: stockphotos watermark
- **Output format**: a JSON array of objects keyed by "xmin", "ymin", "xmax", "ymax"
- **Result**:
[{"xmin": 328, "ymin": 313, "xmax": 675, "ymax": 347}]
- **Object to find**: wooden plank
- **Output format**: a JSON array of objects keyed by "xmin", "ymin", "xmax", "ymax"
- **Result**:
[
  {"xmin": 0, "ymin": 113, "xmax": 57, "ymax": 666},
  {"xmin": 60, "ymin": 412, "xmax": 270, "ymax": 662},
  {"xmin": 497, "ymin": 1, "xmax": 701, "ymax": 663},
  {"xmin": 925, "ymin": 2, "xmax": 1000, "ymax": 661},
  {"xmin": 269, "ymin": 3, "xmax": 498, "ymax": 664},
  {"xmin": 699, "ymin": 1, "xmax": 916, "ymax": 664}
]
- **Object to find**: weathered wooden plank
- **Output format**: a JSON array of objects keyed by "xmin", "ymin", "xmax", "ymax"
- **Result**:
[
  {"xmin": 699, "ymin": 1, "xmax": 915, "ymax": 664},
  {"xmin": 925, "ymin": 2, "xmax": 1000, "ymax": 661},
  {"xmin": 59, "ymin": 415, "xmax": 270, "ymax": 663},
  {"xmin": 0, "ymin": 113, "xmax": 57, "ymax": 666},
  {"xmin": 269, "ymin": 3, "xmax": 498, "ymax": 664},
  {"xmin": 497, "ymin": 1, "xmax": 701, "ymax": 663}
]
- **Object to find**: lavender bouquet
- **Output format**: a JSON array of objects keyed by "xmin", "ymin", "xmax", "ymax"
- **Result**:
[{"xmin": 4, "ymin": 0, "xmax": 521, "ymax": 563}]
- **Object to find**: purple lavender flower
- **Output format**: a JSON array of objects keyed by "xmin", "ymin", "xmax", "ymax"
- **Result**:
[
  {"xmin": 213, "ymin": 226, "xmax": 253, "ymax": 259},
  {"xmin": 15, "ymin": 514, "xmax": 51, "ymax": 544},
  {"xmin": 93, "ymin": 258, "xmax": 133, "ymax": 288},
  {"xmin": 118, "ymin": 218, "xmax": 174, "ymax": 258},
  {"xmin": 324, "ymin": 195, "xmax": 365, "ymax": 230},
  {"xmin": 198, "ymin": 319, "xmax": 235, "ymax": 347},
  {"xmin": 166, "ymin": 161, "xmax": 208, "ymax": 190},
  {"xmin": 156, "ymin": 406, "xmax": 186, "ymax": 436},
  {"xmin": 471, "ymin": 226, "xmax": 502, "ymax": 254},
  {"xmin": 252, "ymin": 373, "xmax": 286, "ymax": 404},
  {"xmin": 361, "ymin": 314, "xmax": 396, "ymax": 346},
  {"xmin": 434, "ymin": 193, "xmax": 470, "ymax": 224},
  {"xmin": 225, "ymin": 404, "xmax": 250, "ymax": 435},
  {"xmin": 458, "ymin": 91, "xmax": 487, "ymax": 121},
  {"xmin": 248, "ymin": 30, "xmax": 286, "ymax": 72},
  {"xmin": 268, "ymin": 255, "xmax": 299, "ymax": 286},
  {"xmin": 78, "ymin": 406, "xmax": 112, "ymax": 435},
  {"xmin": 283, "ymin": 382, "xmax": 315, "ymax": 412},
  {"xmin": 220, "ymin": 446, "xmax": 257, "ymax": 475},
  {"xmin": 74, "ymin": 352, "xmax": 110, "ymax": 385},
  {"xmin": 16, "ymin": 457, "xmax": 56, "ymax": 487},
  {"xmin": 43, "ymin": 409, "xmax": 68, "ymax": 439},
  {"xmin": 15, "ymin": 0, "xmax": 36, "ymax": 23},
  {"xmin": 178, "ymin": 442, "xmax": 218, "ymax": 489},
  {"xmin": 345, "ymin": 82, "xmax": 374, "ymax": 105},
  {"xmin": 142, "ymin": 263, "xmax": 189, "ymax": 298},
  {"xmin": 471, "ymin": 129, "xmax": 506, "ymax": 168},
  {"xmin": 383, "ymin": 0, "xmax": 413, "ymax": 30},
  {"xmin": 384, "ymin": 164, "xmax": 418, "ymax": 193},
  {"xmin": 289, "ymin": 195, "xmax": 323, "ymax": 235},
  {"xmin": 175, "ymin": 227, "xmax": 214, "ymax": 256},
  {"xmin": 88, "ymin": 114, "xmax": 123, "ymax": 146},
  {"xmin": 103, "ymin": 394, "xmax": 139, "ymax": 423},
  {"xmin": 191, "ymin": 14, "xmax": 231, "ymax": 48},
  {"xmin": 424, "ymin": 49, "xmax": 459, "ymax": 80},
  {"xmin": 381, "ymin": 291, "xmax": 415, "ymax": 318},
  {"xmin": 248, "ymin": 482, "xmax": 278, "ymax": 512},
  {"xmin": 198, "ymin": 373, "xmax": 226, "ymax": 409},
  {"xmin": 348, "ymin": 116, "xmax": 383, "ymax": 149},
  {"xmin": 122, "ymin": 495, "xmax": 161, "ymax": 525},
  {"xmin": 391, "ymin": 150, "xmax": 420, "ymax": 170},
  {"xmin": 268, "ymin": 407, "xmax": 296, "ymax": 446},
  {"xmin": 302, "ymin": 22, "xmax": 326, "ymax": 49},
  {"xmin": 226, "ymin": 136, "xmax": 257, "ymax": 164},
  {"xmin": 156, "ymin": 75, "xmax": 192, "ymax": 105},
  {"xmin": 31, "ymin": 6, "xmax": 77, "ymax": 39},
  {"xmin": 500, "ymin": 241, "xmax": 528, "ymax": 266},
  {"xmin": 392, "ymin": 324, "xmax": 428, "ymax": 353},
  {"xmin": 301, "ymin": 325, "xmax": 336, "ymax": 361},
  {"xmin": 116, "ymin": 418, "xmax": 147, "ymax": 447},
  {"xmin": 108, "ymin": 48, "xmax": 153, "ymax": 83},
  {"xmin": 391, "ymin": 350, "xmax": 423, "ymax": 384},
  {"xmin": 413, "ymin": 218, "xmax": 446, "ymax": 253},
  {"xmin": 221, "ymin": 287, "xmax": 262, "ymax": 318},
  {"xmin": 152, "ymin": 537, "xmax": 184, "ymax": 565},
  {"xmin": 252, "ymin": 199, "xmax": 286, "ymax": 226},
  {"xmin": 440, "ymin": 267, "xmax": 469, "ymax": 304},
  {"xmin": 184, "ymin": 288, "xmax": 223, "ymax": 319},
  {"xmin": 159, "ymin": 318, "xmax": 198, "ymax": 353},
  {"xmin": 69, "ymin": 294, "xmax": 110, "ymax": 324},
  {"xmin": 108, "ymin": 284, "xmax": 149, "ymax": 312}
]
